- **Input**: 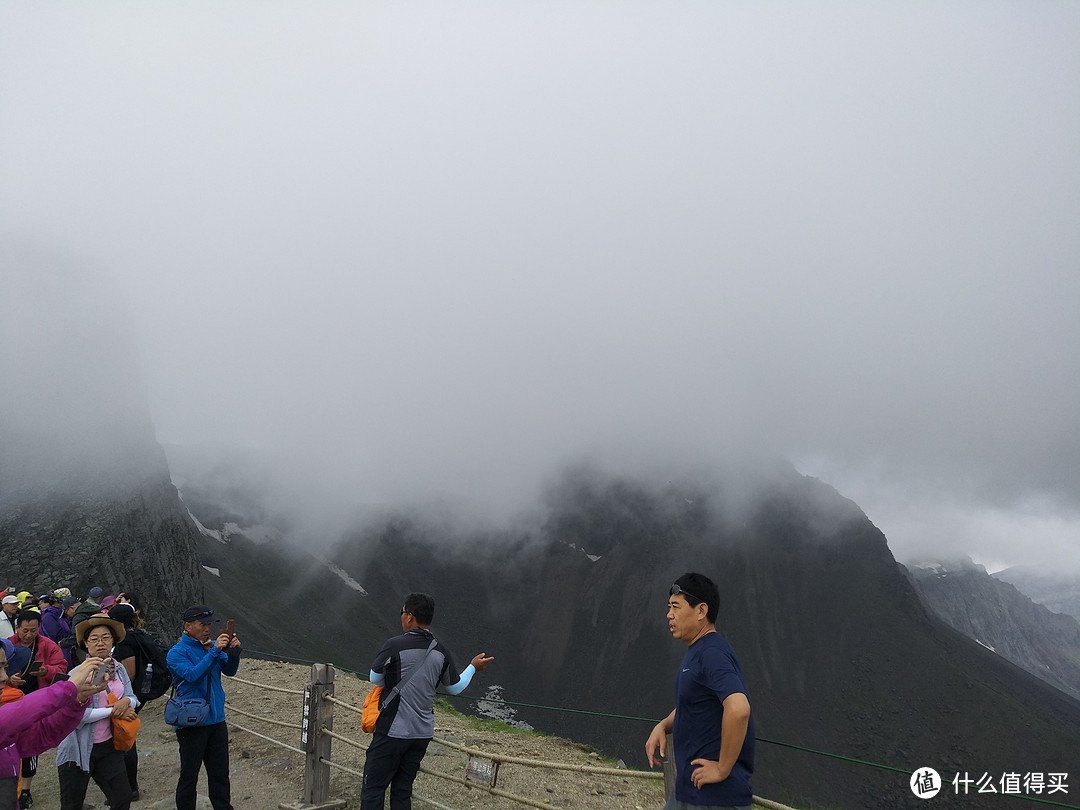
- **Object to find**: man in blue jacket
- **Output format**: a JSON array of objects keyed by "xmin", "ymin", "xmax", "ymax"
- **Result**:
[{"xmin": 167, "ymin": 604, "xmax": 242, "ymax": 810}]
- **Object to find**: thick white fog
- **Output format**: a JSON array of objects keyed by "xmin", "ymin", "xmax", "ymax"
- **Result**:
[{"xmin": 2, "ymin": 3, "xmax": 1078, "ymax": 570}]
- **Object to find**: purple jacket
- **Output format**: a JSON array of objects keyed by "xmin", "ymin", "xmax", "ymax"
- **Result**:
[
  {"xmin": 0, "ymin": 680, "xmax": 84, "ymax": 779},
  {"xmin": 39, "ymin": 605, "xmax": 74, "ymax": 665},
  {"xmin": 39, "ymin": 605, "xmax": 70, "ymax": 644}
]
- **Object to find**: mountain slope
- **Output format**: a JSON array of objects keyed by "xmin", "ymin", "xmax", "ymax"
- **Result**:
[
  {"xmin": 995, "ymin": 565, "xmax": 1080, "ymax": 623},
  {"xmin": 175, "ymin": 463, "xmax": 1080, "ymax": 809},
  {"xmin": 333, "ymin": 469, "xmax": 1080, "ymax": 810},
  {"xmin": 909, "ymin": 558, "xmax": 1080, "ymax": 703}
]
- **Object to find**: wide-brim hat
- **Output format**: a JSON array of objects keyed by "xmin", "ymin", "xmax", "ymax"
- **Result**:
[{"xmin": 75, "ymin": 612, "xmax": 126, "ymax": 646}]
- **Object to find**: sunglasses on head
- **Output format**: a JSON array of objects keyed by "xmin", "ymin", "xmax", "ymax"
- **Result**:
[{"xmin": 669, "ymin": 583, "xmax": 704, "ymax": 604}]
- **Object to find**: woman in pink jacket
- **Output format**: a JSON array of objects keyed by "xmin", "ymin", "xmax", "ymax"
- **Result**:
[{"xmin": 0, "ymin": 639, "xmax": 108, "ymax": 810}]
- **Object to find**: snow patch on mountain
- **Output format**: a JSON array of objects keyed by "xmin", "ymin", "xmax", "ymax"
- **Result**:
[
  {"xmin": 565, "ymin": 542, "xmax": 601, "ymax": 562},
  {"xmin": 319, "ymin": 559, "xmax": 368, "ymax": 595},
  {"xmin": 187, "ymin": 508, "xmax": 226, "ymax": 543}
]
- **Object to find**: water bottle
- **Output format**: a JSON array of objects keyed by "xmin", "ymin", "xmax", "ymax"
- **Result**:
[{"xmin": 141, "ymin": 663, "xmax": 152, "ymax": 696}]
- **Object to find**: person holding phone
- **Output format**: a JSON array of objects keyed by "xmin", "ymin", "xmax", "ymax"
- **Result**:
[
  {"xmin": 8, "ymin": 610, "xmax": 67, "ymax": 808},
  {"xmin": 6, "ymin": 612, "xmax": 65, "ymax": 689},
  {"xmin": 167, "ymin": 604, "xmax": 241, "ymax": 810},
  {"xmin": 0, "ymin": 640, "xmax": 111, "ymax": 810},
  {"xmin": 55, "ymin": 613, "xmax": 139, "ymax": 810}
]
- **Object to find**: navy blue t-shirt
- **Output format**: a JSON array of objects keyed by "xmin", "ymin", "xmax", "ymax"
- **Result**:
[{"xmin": 672, "ymin": 631, "xmax": 755, "ymax": 806}]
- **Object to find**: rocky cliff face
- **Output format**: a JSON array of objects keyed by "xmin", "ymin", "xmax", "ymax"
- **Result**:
[
  {"xmin": 909, "ymin": 558, "xmax": 1080, "ymax": 702},
  {"xmin": 0, "ymin": 436, "xmax": 204, "ymax": 636}
]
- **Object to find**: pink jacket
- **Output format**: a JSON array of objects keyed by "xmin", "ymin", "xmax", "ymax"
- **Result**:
[{"xmin": 0, "ymin": 680, "xmax": 84, "ymax": 779}]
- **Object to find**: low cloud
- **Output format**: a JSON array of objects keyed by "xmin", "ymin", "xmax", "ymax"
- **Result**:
[{"xmin": 2, "ymin": 4, "xmax": 1078, "ymax": 572}]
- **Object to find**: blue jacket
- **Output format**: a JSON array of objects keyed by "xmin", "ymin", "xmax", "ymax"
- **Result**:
[{"xmin": 166, "ymin": 633, "xmax": 240, "ymax": 726}]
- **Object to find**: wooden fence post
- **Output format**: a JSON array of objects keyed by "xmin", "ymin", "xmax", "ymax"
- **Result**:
[
  {"xmin": 282, "ymin": 664, "xmax": 346, "ymax": 810},
  {"xmin": 662, "ymin": 732, "xmax": 676, "ymax": 800}
]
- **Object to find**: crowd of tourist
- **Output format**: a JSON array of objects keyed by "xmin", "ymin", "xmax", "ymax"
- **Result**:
[{"xmin": 0, "ymin": 585, "xmax": 162, "ymax": 810}]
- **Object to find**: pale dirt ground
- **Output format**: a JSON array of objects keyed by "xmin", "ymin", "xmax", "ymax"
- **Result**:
[{"xmin": 31, "ymin": 658, "xmax": 667, "ymax": 809}]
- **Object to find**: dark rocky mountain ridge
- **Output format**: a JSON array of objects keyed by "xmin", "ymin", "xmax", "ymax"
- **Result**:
[
  {"xmin": 0, "ymin": 432, "xmax": 204, "ymax": 637},
  {"xmin": 995, "ymin": 565, "xmax": 1080, "ymax": 624},
  {"xmin": 184, "ymin": 462, "xmax": 1080, "ymax": 810},
  {"xmin": 909, "ymin": 558, "xmax": 1080, "ymax": 703}
]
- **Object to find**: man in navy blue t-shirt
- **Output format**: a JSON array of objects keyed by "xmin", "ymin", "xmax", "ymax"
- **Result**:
[{"xmin": 645, "ymin": 573, "xmax": 754, "ymax": 810}]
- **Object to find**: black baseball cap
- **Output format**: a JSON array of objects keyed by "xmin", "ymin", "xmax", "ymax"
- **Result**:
[{"xmin": 182, "ymin": 604, "xmax": 217, "ymax": 623}]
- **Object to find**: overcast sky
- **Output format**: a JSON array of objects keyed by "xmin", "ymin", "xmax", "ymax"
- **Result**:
[{"xmin": 3, "ymin": 2, "xmax": 1078, "ymax": 572}]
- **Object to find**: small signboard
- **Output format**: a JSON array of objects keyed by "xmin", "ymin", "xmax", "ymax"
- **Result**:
[{"xmin": 465, "ymin": 755, "xmax": 499, "ymax": 788}]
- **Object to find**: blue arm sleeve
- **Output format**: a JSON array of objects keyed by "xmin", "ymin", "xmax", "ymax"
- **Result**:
[
  {"xmin": 369, "ymin": 669, "xmax": 385, "ymax": 686},
  {"xmin": 444, "ymin": 664, "xmax": 476, "ymax": 696}
]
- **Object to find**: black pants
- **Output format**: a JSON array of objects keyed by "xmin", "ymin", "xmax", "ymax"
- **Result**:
[
  {"xmin": 58, "ymin": 740, "xmax": 132, "ymax": 810},
  {"xmin": 123, "ymin": 739, "xmax": 139, "ymax": 793},
  {"xmin": 124, "ymin": 703, "xmax": 142, "ymax": 792},
  {"xmin": 360, "ymin": 733, "xmax": 431, "ymax": 810},
  {"xmin": 176, "ymin": 721, "xmax": 232, "ymax": 810},
  {"xmin": 0, "ymin": 777, "xmax": 16, "ymax": 810}
]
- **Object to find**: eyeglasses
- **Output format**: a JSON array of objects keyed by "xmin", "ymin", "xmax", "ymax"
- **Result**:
[
  {"xmin": 401, "ymin": 608, "xmax": 410, "ymax": 616},
  {"xmin": 669, "ymin": 583, "xmax": 704, "ymax": 604}
]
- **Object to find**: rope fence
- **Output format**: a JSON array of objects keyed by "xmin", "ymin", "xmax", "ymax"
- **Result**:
[
  {"xmin": 225, "ymin": 661, "xmax": 797, "ymax": 810},
  {"xmin": 227, "ymin": 719, "xmax": 308, "ymax": 756},
  {"xmin": 429, "ymin": 735, "xmax": 662, "ymax": 779},
  {"xmin": 222, "ymin": 659, "xmax": 1079, "ymax": 810}
]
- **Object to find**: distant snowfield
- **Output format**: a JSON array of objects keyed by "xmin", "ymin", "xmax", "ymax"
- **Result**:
[
  {"xmin": 319, "ymin": 559, "xmax": 368, "ymax": 596},
  {"xmin": 187, "ymin": 507, "xmax": 226, "ymax": 543},
  {"xmin": 566, "ymin": 542, "xmax": 601, "ymax": 563},
  {"xmin": 202, "ymin": 565, "xmax": 221, "ymax": 577},
  {"xmin": 183, "ymin": 502, "xmax": 282, "ymax": 546}
]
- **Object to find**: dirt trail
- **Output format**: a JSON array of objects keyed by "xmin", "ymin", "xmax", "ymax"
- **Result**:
[{"xmin": 30, "ymin": 658, "xmax": 665, "ymax": 809}]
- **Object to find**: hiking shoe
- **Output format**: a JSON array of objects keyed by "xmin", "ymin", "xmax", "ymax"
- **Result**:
[{"xmin": 19, "ymin": 790, "xmax": 32, "ymax": 808}]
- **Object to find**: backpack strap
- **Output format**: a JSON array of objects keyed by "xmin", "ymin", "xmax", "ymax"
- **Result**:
[{"xmin": 378, "ymin": 638, "xmax": 438, "ymax": 711}]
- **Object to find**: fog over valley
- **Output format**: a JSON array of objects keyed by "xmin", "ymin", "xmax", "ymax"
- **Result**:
[{"xmin": 2, "ymin": 3, "xmax": 1078, "ymax": 573}]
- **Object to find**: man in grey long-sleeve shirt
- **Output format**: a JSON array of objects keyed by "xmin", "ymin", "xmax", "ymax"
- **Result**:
[{"xmin": 360, "ymin": 592, "xmax": 493, "ymax": 810}]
